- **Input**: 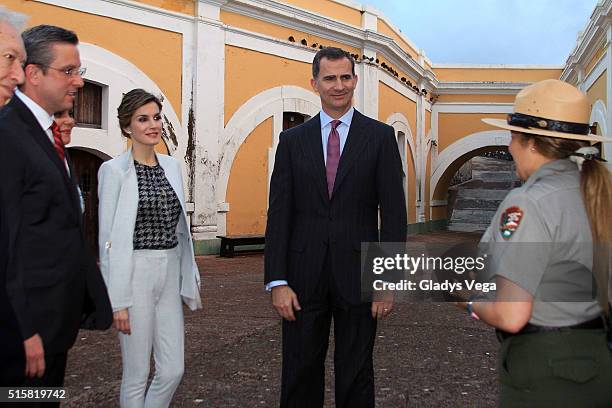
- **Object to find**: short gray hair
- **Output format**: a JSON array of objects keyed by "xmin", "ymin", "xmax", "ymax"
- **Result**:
[
  {"xmin": 0, "ymin": 6, "xmax": 27, "ymax": 32},
  {"xmin": 22, "ymin": 25, "xmax": 78, "ymax": 70}
]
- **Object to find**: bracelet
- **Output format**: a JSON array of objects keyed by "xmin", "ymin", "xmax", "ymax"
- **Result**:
[{"xmin": 466, "ymin": 294, "xmax": 482, "ymax": 320}]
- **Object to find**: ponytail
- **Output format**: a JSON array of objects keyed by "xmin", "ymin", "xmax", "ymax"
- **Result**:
[{"xmin": 580, "ymin": 159, "xmax": 612, "ymax": 313}]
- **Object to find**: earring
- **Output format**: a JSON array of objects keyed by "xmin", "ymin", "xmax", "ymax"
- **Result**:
[{"xmin": 125, "ymin": 130, "xmax": 132, "ymax": 135}]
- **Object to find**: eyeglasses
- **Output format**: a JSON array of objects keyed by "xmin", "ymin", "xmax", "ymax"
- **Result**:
[{"xmin": 36, "ymin": 64, "xmax": 87, "ymax": 77}]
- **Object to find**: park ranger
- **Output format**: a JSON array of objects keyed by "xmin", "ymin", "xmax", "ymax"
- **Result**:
[{"xmin": 456, "ymin": 79, "xmax": 612, "ymax": 407}]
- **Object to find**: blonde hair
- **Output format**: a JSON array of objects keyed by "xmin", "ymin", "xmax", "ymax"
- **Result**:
[{"xmin": 518, "ymin": 133, "xmax": 612, "ymax": 311}]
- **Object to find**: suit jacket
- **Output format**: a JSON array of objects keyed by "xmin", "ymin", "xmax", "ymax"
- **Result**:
[
  {"xmin": 264, "ymin": 109, "xmax": 407, "ymax": 304},
  {"xmin": 0, "ymin": 195, "xmax": 23, "ymax": 361},
  {"xmin": 97, "ymin": 149, "xmax": 202, "ymax": 312},
  {"xmin": 0, "ymin": 96, "xmax": 112, "ymax": 355}
]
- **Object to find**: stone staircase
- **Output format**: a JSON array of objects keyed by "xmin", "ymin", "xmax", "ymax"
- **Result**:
[{"xmin": 447, "ymin": 157, "xmax": 521, "ymax": 232}]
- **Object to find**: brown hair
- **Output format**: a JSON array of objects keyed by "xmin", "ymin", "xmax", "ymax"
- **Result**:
[
  {"xmin": 518, "ymin": 133, "xmax": 612, "ymax": 310},
  {"xmin": 312, "ymin": 47, "xmax": 355, "ymax": 79},
  {"xmin": 117, "ymin": 89, "xmax": 162, "ymax": 138}
]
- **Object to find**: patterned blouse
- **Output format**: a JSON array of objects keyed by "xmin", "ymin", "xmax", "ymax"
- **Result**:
[{"xmin": 133, "ymin": 161, "xmax": 181, "ymax": 250}]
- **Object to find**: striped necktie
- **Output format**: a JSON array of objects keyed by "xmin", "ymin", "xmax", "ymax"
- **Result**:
[{"xmin": 326, "ymin": 119, "xmax": 341, "ymax": 198}]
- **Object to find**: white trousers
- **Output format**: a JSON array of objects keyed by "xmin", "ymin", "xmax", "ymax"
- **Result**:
[{"xmin": 119, "ymin": 247, "xmax": 184, "ymax": 408}]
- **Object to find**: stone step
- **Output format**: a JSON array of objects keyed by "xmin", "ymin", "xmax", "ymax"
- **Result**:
[
  {"xmin": 448, "ymin": 157, "xmax": 518, "ymax": 231},
  {"xmin": 447, "ymin": 222, "xmax": 489, "ymax": 233},
  {"xmin": 454, "ymin": 198, "xmax": 504, "ymax": 210},
  {"xmin": 471, "ymin": 157, "xmax": 515, "ymax": 171},
  {"xmin": 456, "ymin": 189, "xmax": 510, "ymax": 200},
  {"xmin": 472, "ymin": 170, "xmax": 517, "ymax": 181},
  {"xmin": 450, "ymin": 209, "xmax": 498, "ymax": 225},
  {"xmin": 456, "ymin": 179, "xmax": 522, "ymax": 190}
]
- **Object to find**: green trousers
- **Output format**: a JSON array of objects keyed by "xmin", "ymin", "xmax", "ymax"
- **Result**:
[{"xmin": 498, "ymin": 328, "xmax": 612, "ymax": 408}]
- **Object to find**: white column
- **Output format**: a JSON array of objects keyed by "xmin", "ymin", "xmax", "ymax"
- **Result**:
[
  {"xmin": 605, "ymin": 25, "xmax": 612, "ymax": 167},
  {"xmin": 416, "ymin": 79, "xmax": 427, "ymax": 222},
  {"xmin": 356, "ymin": 7, "xmax": 379, "ymax": 118},
  {"xmin": 191, "ymin": 0, "xmax": 227, "ymax": 240}
]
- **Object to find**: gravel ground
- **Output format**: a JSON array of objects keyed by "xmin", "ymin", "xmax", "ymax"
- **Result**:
[{"xmin": 62, "ymin": 231, "xmax": 500, "ymax": 407}]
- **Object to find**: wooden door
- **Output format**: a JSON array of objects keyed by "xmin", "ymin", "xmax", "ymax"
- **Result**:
[{"xmin": 68, "ymin": 148, "xmax": 103, "ymax": 254}]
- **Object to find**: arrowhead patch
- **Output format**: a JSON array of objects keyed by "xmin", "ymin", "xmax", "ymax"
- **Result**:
[{"xmin": 500, "ymin": 206, "xmax": 524, "ymax": 240}]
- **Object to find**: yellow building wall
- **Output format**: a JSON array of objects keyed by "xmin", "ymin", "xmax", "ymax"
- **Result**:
[
  {"xmin": 224, "ymin": 46, "xmax": 315, "ymax": 126},
  {"xmin": 587, "ymin": 71, "xmax": 607, "ymax": 110},
  {"xmin": 431, "ymin": 205, "xmax": 447, "ymax": 220},
  {"xmin": 226, "ymin": 117, "xmax": 273, "ymax": 235},
  {"xmin": 6, "ymin": 0, "xmax": 183, "ymax": 117},
  {"xmin": 378, "ymin": 83, "xmax": 417, "ymax": 136},
  {"xmin": 281, "ymin": 0, "xmax": 362, "ymax": 27},
  {"xmin": 376, "ymin": 19, "xmax": 419, "ymax": 60},
  {"xmin": 437, "ymin": 113, "xmax": 507, "ymax": 152},
  {"xmin": 436, "ymin": 94, "xmax": 516, "ymax": 103},
  {"xmin": 220, "ymin": 11, "xmax": 360, "ymax": 58},
  {"xmin": 585, "ymin": 44, "xmax": 606, "ymax": 77},
  {"xmin": 133, "ymin": 0, "xmax": 195, "ymax": 15},
  {"xmin": 378, "ymin": 83, "xmax": 417, "ymax": 223},
  {"xmin": 433, "ymin": 68, "xmax": 562, "ymax": 83}
]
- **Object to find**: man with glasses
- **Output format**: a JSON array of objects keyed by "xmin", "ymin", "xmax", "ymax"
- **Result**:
[{"xmin": 0, "ymin": 24, "xmax": 110, "ymax": 393}]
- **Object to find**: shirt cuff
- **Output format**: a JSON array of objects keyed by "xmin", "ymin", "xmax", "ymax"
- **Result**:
[{"xmin": 265, "ymin": 280, "xmax": 288, "ymax": 291}]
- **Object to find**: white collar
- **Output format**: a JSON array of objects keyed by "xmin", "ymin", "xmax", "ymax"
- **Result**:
[
  {"xmin": 15, "ymin": 88, "xmax": 54, "ymax": 132},
  {"xmin": 320, "ymin": 107, "xmax": 354, "ymax": 129}
]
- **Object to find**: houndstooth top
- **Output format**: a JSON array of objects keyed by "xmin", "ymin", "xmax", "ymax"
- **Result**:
[{"xmin": 133, "ymin": 161, "xmax": 181, "ymax": 250}]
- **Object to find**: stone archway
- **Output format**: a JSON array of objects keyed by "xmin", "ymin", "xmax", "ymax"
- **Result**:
[
  {"xmin": 216, "ymin": 85, "xmax": 320, "ymax": 235},
  {"xmin": 431, "ymin": 130, "xmax": 510, "ymax": 201},
  {"xmin": 386, "ymin": 113, "xmax": 417, "ymax": 218}
]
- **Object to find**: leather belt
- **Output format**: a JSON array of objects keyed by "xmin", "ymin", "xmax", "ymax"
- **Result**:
[{"xmin": 497, "ymin": 316, "xmax": 605, "ymax": 342}]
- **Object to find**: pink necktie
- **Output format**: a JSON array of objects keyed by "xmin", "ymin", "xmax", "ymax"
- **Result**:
[
  {"xmin": 326, "ymin": 120, "xmax": 341, "ymax": 198},
  {"xmin": 50, "ymin": 121, "xmax": 65, "ymax": 162}
]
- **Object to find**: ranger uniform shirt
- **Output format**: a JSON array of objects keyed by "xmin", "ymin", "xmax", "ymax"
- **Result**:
[{"xmin": 480, "ymin": 159, "xmax": 601, "ymax": 326}]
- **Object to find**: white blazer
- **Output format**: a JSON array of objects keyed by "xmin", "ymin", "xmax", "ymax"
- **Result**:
[{"xmin": 98, "ymin": 149, "xmax": 202, "ymax": 311}]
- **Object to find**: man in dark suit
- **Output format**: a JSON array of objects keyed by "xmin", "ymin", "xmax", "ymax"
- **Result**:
[
  {"xmin": 264, "ymin": 47, "xmax": 407, "ymax": 407},
  {"xmin": 0, "ymin": 6, "xmax": 27, "ymax": 386},
  {"xmin": 0, "ymin": 24, "xmax": 111, "ymax": 390}
]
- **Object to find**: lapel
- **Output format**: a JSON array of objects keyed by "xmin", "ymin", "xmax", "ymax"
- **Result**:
[
  {"xmin": 331, "ymin": 109, "xmax": 370, "ymax": 198},
  {"xmin": 10, "ymin": 97, "xmax": 81, "ymax": 215},
  {"xmin": 299, "ymin": 114, "xmax": 329, "ymax": 203}
]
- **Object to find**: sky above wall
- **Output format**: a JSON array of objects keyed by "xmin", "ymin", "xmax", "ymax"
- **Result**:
[{"xmin": 364, "ymin": 0, "xmax": 600, "ymax": 65}]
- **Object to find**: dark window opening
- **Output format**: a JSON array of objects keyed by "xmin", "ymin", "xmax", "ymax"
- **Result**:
[
  {"xmin": 283, "ymin": 112, "xmax": 306, "ymax": 131},
  {"xmin": 73, "ymin": 81, "xmax": 102, "ymax": 129}
]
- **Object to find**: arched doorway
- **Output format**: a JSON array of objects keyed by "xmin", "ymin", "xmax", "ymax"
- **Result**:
[{"xmin": 69, "ymin": 148, "xmax": 103, "ymax": 254}]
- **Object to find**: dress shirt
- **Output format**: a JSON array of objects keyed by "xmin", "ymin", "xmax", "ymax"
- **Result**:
[
  {"xmin": 14, "ymin": 89, "xmax": 70, "ymax": 174},
  {"xmin": 265, "ymin": 107, "xmax": 355, "ymax": 291}
]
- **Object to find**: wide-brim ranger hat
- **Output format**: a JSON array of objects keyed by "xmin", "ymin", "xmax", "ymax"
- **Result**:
[{"xmin": 482, "ymin": 79, "xmax": 612, "ymax": 143}]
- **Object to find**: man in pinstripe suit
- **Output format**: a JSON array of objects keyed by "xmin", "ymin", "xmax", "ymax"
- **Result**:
[{"xmin": 265, "ymin": 47, "xmax": 407, "ymax": 408}]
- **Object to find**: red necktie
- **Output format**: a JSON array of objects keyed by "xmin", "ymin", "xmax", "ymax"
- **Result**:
[
  {"xmin": 326, "ymin": 119, "xmax": 341, "ymax": 198},
  {"xmin": 50, "ymin": 121, "xmax": 65, "ymax": 162}
]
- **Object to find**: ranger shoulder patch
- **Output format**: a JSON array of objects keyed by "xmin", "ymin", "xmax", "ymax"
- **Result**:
[{"xmin": 499, "ymin": 206, "xmax": 524, "ymax": 240}]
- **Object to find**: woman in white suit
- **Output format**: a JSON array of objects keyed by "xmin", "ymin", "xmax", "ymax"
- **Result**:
[{"xmin": 98, "ymin": 89, "xmax": 202, "ymax": 407}]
